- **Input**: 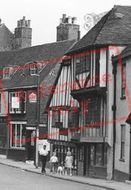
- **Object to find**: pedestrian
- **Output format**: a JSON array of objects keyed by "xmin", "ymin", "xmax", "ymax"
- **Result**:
[
  {"xmin": 49, "ymin": 151, "xmax": 58, "ymax": 173},
  {"xmin": 39, "ymin": 145, "xmax": 48, "ymax": 174},
  {"xmin": 65, "ymin": 148, "xmax": 73, "ymax": 176}
]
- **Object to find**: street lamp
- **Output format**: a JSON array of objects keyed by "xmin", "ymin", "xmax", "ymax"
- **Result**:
[
  {"xmin": 35, "ymin": 73, "xmax": 40, "ymax": 168},
  {"xmin": 126, "ymin": 112, "xmax": 131, "ymax": 181}
]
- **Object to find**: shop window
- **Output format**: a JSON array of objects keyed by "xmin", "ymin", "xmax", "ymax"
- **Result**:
[
  {"xmin": 79, "ymin": 146, "xmax": 84, "ymax": 161},
  {"xmin": 9, "ymin": 91, "xmax": 26, "ymax": 114},
  {"xmin": 10, "ymin": 122, "xmax": 26, "ymax": 149},
  {"xmin": 95, "ymin": 144, "xmax": 103, "ymax": 166},
  {"xmin": 89, "ymin": 144, "xmax": 107, "ymax": 167}
]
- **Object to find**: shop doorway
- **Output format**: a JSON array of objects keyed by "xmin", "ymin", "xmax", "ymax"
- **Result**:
[{"xmin": 26, "ymin": 129, "xmax": 36, "ymax": 161}]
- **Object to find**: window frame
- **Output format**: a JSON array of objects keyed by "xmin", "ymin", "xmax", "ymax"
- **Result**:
[
  {"xmin": 10, "ymin": 121, "xmax": 26, "ymax": 149},
  {"xmin": 75, "ymin": 54, "xmax": 91, "ymax": 75},
  {"xmin": 120, "ymin": 124, "xmax": 126, "ymax": 161},
  {"xmin": 9, "ymin": 91, "xmax": 26, "ymax": 114}
]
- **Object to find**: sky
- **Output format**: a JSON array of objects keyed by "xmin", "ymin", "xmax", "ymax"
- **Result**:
[{"xmin": 0, "ymin": 0, "xmax": 131, "ymax": 46}]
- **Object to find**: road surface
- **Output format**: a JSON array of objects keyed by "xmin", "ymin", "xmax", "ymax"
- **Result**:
[{"xmin": 0, "ymin": 164, "xmax": 107, "ymax": 190}]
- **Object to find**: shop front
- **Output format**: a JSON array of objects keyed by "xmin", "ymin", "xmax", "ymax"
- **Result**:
[{"xmin": 77, "ymin": 143, "xmax": 107, "ymax": 178}]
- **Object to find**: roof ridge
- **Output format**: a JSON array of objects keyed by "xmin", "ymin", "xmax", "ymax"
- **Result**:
[{"xmin": 3, "ymin": 39, "xmax": 75, "ymax": 53}]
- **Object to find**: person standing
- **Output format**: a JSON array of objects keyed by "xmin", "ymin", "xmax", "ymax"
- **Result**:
[
  {"xmin": 65, "ymin": 149, "xmax": 73, "ymax": 176},
  {"xmin": 49, "ymin": 152, "xmax": 58, "ymax": 173},
  {"xmin": 39, "ymin": 145, "xmax": 48, "ymax": 174}
]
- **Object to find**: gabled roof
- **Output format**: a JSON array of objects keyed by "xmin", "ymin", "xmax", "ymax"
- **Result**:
[
  {"xmin": 1, "ymin": 39, "xmax": 75, "ymax": 89},
  {"xmin": 68, "ymin": 5, "xmax": 131, "ymax": 54}
]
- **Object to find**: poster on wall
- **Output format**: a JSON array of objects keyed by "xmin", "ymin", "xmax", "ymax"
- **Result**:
[{"xmin": 12, "ymin": 97, "xmax": 20, "ymax": 108}]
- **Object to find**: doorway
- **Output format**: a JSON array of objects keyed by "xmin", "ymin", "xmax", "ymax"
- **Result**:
[{"xmin": 26, "ymin": 130, "xmax": 36, "ymax": 161}]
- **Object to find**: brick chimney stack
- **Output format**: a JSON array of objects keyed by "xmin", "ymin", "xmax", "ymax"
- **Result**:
[
  {"xmin": 13, "ymin": 16, "xmax": 32, "ymax": 50},
  {"xmin": 57, "ymin": 14, "xmax": 80, "ymax": 42}
]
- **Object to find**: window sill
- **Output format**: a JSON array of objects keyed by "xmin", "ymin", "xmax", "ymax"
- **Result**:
[
  {"xmin": 120, "ymin": 96, "xmax": 126, "ymax": 100},
  {"xmin": 119, "ymin": 158, "xmax": 125, "ymax": 162},
  {"xmin": 9, "ymin": 112, "xmax": 26, "ymax": 114},
  {"xmin": 10, "ymin": 147, "xmax": 25, "ymax": 150}
]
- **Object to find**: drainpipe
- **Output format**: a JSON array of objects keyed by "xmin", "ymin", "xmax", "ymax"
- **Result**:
[{"xmin": 112, "ymin": 56, "xmax": 117, "ymax": 179}]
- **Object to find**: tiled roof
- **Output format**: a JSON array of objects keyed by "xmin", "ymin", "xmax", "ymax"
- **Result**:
[
  {"xmin": 68, "ymin": 5, "xmax": 131, "ymax": 54},
  {"xmin": 0, "ymin": 40, "xmax": 75, "ymax": 67},
  {"xmin": 0, "ymin": 40, "xmax": 75, "ymax": 89}
]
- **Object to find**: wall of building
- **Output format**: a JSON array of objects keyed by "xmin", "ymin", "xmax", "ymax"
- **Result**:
[
  {"xmin": 106, "ymin": 46, "xmax": 125, "ymax": 180},
  {"xmin": 114, "ymin": 56, "xmax": 131, "ymax": 180}
]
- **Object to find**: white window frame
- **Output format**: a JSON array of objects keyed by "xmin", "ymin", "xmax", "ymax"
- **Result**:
[
  {"xmin": 9, "ymin": 91, "xmax": 26, "ymax": 114},
  {"xmin": 10, "ymin": 121, "xmax": 27, "ymax": 149}
]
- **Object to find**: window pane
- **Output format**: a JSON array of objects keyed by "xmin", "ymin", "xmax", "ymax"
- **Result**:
[
  {"xmin": 95, "ymin": 144, "xmax": 103, "ymax": 166},
  {"xmin": 121, "ymin": 125, "xmax": 125, "ymax": 159}
]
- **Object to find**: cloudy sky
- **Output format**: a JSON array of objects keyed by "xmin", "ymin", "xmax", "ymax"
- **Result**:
[{"xmin": 0, "ymin": 0, "xmax": 131, "ymax": 46}]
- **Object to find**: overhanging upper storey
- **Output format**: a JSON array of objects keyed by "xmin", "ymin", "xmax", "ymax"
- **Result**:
[{"xmin": 69, "ymin": 47, "xmax": 108, "ymax": 95}]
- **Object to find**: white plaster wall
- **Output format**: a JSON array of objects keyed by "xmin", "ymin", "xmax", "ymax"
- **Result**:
[{"xmin": 115, "ymin": 56, "xmax": 131, "ymax": 174}]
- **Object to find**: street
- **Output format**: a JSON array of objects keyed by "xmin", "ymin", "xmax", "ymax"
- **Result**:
[{"xmin": 0, "ymin": 164, "xmax": 107, "ymax": 190}]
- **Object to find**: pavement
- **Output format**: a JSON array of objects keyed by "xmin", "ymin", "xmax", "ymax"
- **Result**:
[{"xmin": 0, "ymin": 155, "xmax": 131, "ymax": 190}]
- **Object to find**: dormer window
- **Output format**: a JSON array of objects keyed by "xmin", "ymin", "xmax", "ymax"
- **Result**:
[
  {"xmin": 30, "ymin": 62, "xmax": 38, "ymax": 75},
  {"xmin": 3, "ymin": 67, "xmax": 12, "ymax": 79}
]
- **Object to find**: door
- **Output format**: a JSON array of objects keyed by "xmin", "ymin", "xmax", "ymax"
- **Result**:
[
  {"xmin": 26, "ymin": 130, "xmax": 36, "ymax": 160},
  {"xmin": 84, "ymin": 144, "xmax": 95, "ymax": 177}
]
